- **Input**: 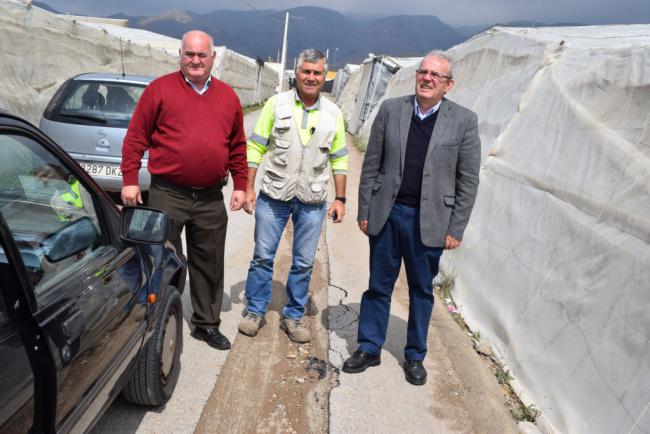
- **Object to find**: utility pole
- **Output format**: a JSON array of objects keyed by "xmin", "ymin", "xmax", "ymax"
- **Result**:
[{"xmin": 278, "ymin": 12, "xmax": 289, "ymax": 92}]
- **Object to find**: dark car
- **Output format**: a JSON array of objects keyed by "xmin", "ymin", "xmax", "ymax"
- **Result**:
[
  {"xmin": 0, "ymin": 111, "xmax": 185, "ymax": 433},
  {"xmin": 39, "ymin": 73, "xmax": 155, "ymax": 194}
]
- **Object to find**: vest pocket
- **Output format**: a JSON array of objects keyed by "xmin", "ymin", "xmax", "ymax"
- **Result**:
[
  {"xmin": 271, "ymin": 139, "xmax": 291, "ymax": 166},
  {"xmin": 309, "ymin": 173, "xmax": 330, "ymax": 202},
  {"xmin": 312, "ymin": 144, "xmax": 330, "ymax": 170},
  {"xmin": 273, "ymin": 117, "xmax": 292, "ymax": 138},
  {"xmin": 263, "ymin": 170, "xmax": 289, "ymax": 189}
]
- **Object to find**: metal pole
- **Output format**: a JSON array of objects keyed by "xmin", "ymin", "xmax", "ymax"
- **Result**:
[{"xmin": 278, "ymin": 12, "xmax": 289, "ymax": 92}]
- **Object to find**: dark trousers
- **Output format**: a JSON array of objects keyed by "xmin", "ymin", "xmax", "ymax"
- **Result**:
[
  {"xmin": 358, "ymin": 202, "xmax": 443, "ymax": 361},
  {"xmin": 149, "ymin": 176, "xmax": 227, "ymax": 329}
]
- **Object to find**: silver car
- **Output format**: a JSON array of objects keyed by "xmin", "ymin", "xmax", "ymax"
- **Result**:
[{"xmin": 39, "ymin": 73, "xmax": 154, "ymax": 194}]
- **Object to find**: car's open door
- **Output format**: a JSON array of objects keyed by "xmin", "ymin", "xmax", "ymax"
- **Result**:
[{"xmin": 0, "ymin": 213, "xmax": 56, "ymax": 434}]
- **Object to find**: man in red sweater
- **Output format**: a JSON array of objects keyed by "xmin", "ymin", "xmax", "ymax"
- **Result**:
[{"xmin": 121, "ymin": 30, "xmax": 247, "ymax": 350}]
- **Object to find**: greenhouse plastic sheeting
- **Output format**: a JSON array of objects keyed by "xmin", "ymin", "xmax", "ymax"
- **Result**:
[
  {"xmin": 362, "ymin": 25, "xmax": 650, "ymax": 434},
  {"xmin": 0, "ymin": 0, "xmax": 278, "ymax": 123},
  {"xmin": 332, "ymin": 63, "xmax": 359, "ymax": 98}
]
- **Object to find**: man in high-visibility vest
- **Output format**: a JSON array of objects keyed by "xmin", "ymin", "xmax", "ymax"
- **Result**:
[
  {"xmin": 239, "ymin": 48, "xmax": 348, "ymax": 343},
  {"xmin": 34, "ymin": 164, "xmax": 87, "ymax": 222}
]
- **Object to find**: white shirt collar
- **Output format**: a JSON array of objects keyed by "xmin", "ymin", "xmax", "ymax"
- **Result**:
[
  {"xmin": 414, "ymin": 97, "xmax": 442, "ymax": 120},
  {"xmin": 183, "ymin": 74, "xmax": 212, "ymax": 95}
]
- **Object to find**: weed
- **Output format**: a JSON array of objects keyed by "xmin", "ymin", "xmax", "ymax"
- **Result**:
[
  {"xmin": 351, "ymin": 134, "xmax": 366, "ymax": 151},
  {"xmin": 494, "ymin": 366, "xmax": 513, "ymax": 385},
  {"xmin": 437, "ymin": 274, "xmax": 540, "ymax": 425},
  {"xmin": 511, "ymin": 404, "xmax": 540, "ymax": 422},
  {"xmin": 436, "ymin": 271, "xmax": 457, "ymax": 301}
]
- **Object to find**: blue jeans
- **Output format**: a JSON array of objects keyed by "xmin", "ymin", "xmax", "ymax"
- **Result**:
[
  {"xmin": 244, "ymin": 193, "xmax": 326, "ymax": 319},
  {"xmin": 358, "ymin": 202, "xmax": 443, "ymax": 361}
]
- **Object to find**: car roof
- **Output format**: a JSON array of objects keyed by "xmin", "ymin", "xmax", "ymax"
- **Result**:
[{"xmin": 72, "ymin": 72, "xmax": 156, "ymax": 85}]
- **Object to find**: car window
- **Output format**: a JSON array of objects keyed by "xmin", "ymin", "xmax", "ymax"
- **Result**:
[
  {"xmin": 51, "ymin": 80, "xmax": 146, "ymax": 128},
  {"xmin": 0, "ymin": 134, "xmax": 110, "ymax": 301}
]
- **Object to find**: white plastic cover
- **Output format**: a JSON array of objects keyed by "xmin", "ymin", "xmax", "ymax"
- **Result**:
[
  {"xmin": 331, "ymin": 64, "xmax": 359, "ymax": 99},
  {"xmin": 350, "ymin": 25, "xmax": 650, "ymax": 434},
  {"xmin": 348, "ymin": 55, "xmax": 421, "ymax": 135},
  {"xmin": 0, "ymin": 0, "xmax": 278, "ymax": 122}
]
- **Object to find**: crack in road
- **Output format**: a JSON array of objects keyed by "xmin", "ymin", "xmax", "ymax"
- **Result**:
[
  {"xmin": 327, "ymin": 284, "xmax": 359, "ymax": 329},
  {"xmin": 325, "ymin": 283, "xmax": 359, "ymax": 400}
]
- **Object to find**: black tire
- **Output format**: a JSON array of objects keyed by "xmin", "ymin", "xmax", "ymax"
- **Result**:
[{"xmin": 123, "ymin": 286, "xmax": 183, "ymax": 406}]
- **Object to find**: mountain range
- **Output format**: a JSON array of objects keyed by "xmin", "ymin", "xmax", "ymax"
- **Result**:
[{"xmin": 34, "ymin": 3, "xmax": 583, "ymax": 67}]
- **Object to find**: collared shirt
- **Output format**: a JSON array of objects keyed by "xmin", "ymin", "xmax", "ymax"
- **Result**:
[
  {"xmin": 414, "ymin": 97, "xmax": 442, "ymax": 120},
  {"xmin": 247, "ymin": 90, "xmax": 348, "ymax": 175},
  {"xmin": 183, "ymin": 74, "xmax": 212, "ymax": 95}
]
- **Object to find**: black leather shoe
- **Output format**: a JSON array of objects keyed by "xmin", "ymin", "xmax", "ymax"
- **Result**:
[
  {"xmin": 403, "ymin": 359, "xmax": 427, "ymax": 385},
  {"xmin": 192, "ymin": 327, "xmax": 231, "ymax": 350},
  {"xmin": 342, "ymin": 349, "xmax": 381, "ymax": 373}
]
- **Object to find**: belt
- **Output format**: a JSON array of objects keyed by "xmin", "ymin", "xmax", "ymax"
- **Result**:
[{"xmin": 151, "ymin": 174, "xmax": 223, "ymax": 195}]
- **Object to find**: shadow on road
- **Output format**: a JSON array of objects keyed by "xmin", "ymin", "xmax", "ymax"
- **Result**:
[
  {"xmin": 325, "ymin": 301, "xmax": 410, "ymax": 363},
  {"xmin": 90, "ymin": 394, "xmax": 163, "ymax": 434},
  {"xmin": 180, "ymin": 278, "xmax": 312, "ymax": 331}
]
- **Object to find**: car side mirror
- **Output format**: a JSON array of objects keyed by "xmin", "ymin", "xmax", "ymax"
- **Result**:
[{"xmin": 120, "ymin": 207, "xmax": 168, "ymax": 244}]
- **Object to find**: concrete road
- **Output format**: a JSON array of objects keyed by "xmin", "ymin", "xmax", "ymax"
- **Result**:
[
  {"xmin": 93, "ymin": 108, "xmax": 520, "ymax": 434},
  {"xmin": 327, "ymin": 144, "xmax": 519, "ymax": 434}
]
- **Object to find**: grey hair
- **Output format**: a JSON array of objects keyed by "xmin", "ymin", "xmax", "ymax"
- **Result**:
[
  {"xmin": 181, "ymin": 30, "xmax": 214, "ymax": 52},
  {"xmin": 421, "ymin": 50, "xmax": 454, "ymax": 79},
  {"xmin": 295, "ymin": 49, "xmax": 328, "ymax": 73}
]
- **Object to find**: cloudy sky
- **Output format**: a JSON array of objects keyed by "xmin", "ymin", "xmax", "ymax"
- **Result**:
[{"xmin": 42, "ymin": 0, "xmax": 650, "ymax": 26}]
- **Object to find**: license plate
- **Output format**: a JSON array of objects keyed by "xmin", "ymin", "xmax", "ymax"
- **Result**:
[{"xmin": 79, "ymin": 162, "xmax": 122, "ymax": 178}]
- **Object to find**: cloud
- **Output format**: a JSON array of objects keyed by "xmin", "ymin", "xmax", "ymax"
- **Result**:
[{"xmin": 42, "ymin": 0, "xmax": 650, "ymax": 26}]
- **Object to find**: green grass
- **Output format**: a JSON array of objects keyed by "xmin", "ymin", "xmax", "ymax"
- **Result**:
[
  {"xmin": 351, "ymin": 134, "xmax": 366, "ymax": 152},
  {"xmin": 243, "ymin": 102, "xmax": 265, "ymax": 115},
  {"xmin": 495, "ymin": 366, "xmax": 513, "ymax": 385},
  {"xmin": 512, "ymin": 404, "xmax": 540, "ymax": 422}
]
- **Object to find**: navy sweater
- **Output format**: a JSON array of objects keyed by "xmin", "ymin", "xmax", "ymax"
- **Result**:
[{"xmin": 396, "ymin": 111, "xmax": 439, "ymax": 207}]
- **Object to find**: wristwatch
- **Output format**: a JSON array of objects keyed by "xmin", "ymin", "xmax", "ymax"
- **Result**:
[{"xmin": 335, "ymin": 196, "xmax": 347, "ymax": 204}]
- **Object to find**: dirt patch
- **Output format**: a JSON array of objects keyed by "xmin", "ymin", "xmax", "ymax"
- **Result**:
[{"xmin": 195, "ymin": 222, "xmax": 335, "ymax": 434}]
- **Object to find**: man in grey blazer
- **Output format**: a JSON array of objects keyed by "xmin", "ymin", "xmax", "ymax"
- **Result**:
[{"xmin": 342, "ymin": 51, "xmax": 481, "ymax": 385}]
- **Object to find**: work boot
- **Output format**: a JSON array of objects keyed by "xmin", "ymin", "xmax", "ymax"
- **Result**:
[
  {"xmin": 403, "ymin": 360, "xmax": 427, "ymax": 385},
  {"xmin": 238, "ymin": 312, "xmax": 263, "ymax": 337},
  {"xmin": 280, "ymin": 317, "xmax": 310, "ymax": 343}
]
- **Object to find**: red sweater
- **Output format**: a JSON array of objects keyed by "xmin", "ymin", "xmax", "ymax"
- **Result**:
[{"xmin": 122, "ymin": 71, "xmax": 247, "ymax": 190}]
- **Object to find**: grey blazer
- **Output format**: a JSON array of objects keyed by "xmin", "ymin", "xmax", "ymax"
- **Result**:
[{"xmin": 357, "ymin": 95, "xmax": 481, "ymax": 247}]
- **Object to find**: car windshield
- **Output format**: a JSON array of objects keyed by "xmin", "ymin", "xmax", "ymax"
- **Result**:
[{"xmin": 53, "ymin": 80, "xmax": 146, "ymax": 128}]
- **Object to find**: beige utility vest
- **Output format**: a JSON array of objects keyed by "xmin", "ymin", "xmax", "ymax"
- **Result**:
[{"xmin": 260, "ymin": 91, "xmax": 339, "ymax": 204}]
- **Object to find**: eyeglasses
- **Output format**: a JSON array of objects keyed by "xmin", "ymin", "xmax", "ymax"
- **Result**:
[
  {"xmin": 182, "ymin": 51, "xmax": 212, "ymax": 59},
  {"xmin": 416, "ymin": 69, "xmax": 452, "ymax": 81}
]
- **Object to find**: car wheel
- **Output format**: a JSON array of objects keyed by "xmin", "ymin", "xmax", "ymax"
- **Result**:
[{"xmin": 123, "ymin": 286, "xmax": 183, "ymax": 406}]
